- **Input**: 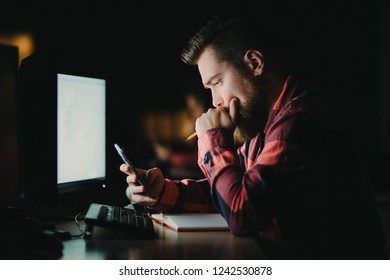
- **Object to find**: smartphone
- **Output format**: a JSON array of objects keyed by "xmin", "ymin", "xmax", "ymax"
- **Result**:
[{"xmin": 114, "ymin": 143, "xmax": 153, "ymax": 198}]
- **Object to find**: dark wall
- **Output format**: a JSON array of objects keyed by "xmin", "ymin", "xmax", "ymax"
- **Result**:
[
  {"xmin": 0, "ymin": 44, "xmax": 19, "ymax": 205},
  {"xmin": 380, "ymin": 0, "xmax": 390, "ymax": 180},
  {"xmin": 2, "ymin": 0, "xmax": 389, "ymax": 190}
]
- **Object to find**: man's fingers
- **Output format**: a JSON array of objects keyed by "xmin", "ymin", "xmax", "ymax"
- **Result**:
[
  {"xmin": 126, "ymin": 173, "xmax": 138, "ymax": 185},
  {"xmin": 120, "ymin": 163, "xmax": 130, "ymax": 174}
]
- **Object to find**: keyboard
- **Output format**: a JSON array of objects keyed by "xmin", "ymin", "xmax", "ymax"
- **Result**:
[{"xmin": 83, "ymin": 203, "xmax": 156, "ymax": 239}]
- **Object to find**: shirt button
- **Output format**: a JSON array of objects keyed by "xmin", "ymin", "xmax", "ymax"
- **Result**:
[{"xmin": 203, "ymin": 151, "xmax": 212, "ymax": 164}]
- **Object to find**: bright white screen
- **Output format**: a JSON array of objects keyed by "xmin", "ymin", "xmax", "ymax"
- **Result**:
[{"xmin": 57, "ymin": 73, "xmax": 106, "ymax": 184}]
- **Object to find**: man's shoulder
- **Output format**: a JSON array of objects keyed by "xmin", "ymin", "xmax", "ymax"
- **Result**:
[{"xmin": 285, "ymin": 84, "xmax": 337, "ymax": 116}]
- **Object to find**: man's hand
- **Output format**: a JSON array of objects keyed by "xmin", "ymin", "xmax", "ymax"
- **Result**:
[
  {"xmin": 120, "ymin": 165, "xmax": 165, "ymax": 207},
  {"xmin": 195, "ymin": 97, "xmax": 239, "ymax": 137}
]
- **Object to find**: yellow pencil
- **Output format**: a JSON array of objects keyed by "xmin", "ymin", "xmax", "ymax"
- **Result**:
[{"xmin": 185, "ymin": 132, "xmax": 197, "ymax": 142}]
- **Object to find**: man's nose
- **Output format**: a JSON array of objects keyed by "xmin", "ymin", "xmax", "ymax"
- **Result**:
[{"xmin": 211, "ymin": 91, "xmax": 222, "ymax": 108}]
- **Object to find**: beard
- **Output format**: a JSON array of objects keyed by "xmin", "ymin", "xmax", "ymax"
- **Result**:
[{"xmin": 234, "ymin": 76, "xmax": 268, "ymax": 145}]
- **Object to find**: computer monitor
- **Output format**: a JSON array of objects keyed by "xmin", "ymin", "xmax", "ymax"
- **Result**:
[
  {"xmin": 56, "ymin": 73, "xmax": 106, "ymax": 193},
  {"xmin": 17, "ymin": 51, "xmax": 108, "ymax": 213}
]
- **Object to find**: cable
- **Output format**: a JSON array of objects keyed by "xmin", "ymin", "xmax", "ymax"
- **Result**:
[{"xmin": 72, "ymin": 211, "xmax": 87, "ymax": 238}]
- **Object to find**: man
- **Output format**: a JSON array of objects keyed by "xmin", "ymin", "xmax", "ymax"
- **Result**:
[{"xmin": 120, "ymin": 16, "xmax": 387, "ymax": 259}]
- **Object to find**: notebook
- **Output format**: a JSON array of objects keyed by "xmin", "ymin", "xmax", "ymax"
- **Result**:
[{"xmin": 151, "ymin": 213, "xmax": 229, "ymax": 232}]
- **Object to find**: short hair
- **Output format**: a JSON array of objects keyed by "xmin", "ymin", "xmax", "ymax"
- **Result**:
[{"xmin": 180, "ymin": 15, "xmax": 289, "ymax": 74}]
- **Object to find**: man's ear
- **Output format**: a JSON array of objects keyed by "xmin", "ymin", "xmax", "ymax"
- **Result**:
[{"xmin": 244, "ymin": 50, "xmax": 264, "ymax": 76}]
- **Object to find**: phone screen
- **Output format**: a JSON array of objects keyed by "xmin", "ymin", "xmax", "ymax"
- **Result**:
[{"xmin": 114, "ymin": 143, "xmax": 153, "ymax": 198}]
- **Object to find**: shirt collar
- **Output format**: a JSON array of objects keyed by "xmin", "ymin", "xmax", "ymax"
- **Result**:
[{"xmin": 263, "ymin": 75, "xmax": 299, "ymax": 133}]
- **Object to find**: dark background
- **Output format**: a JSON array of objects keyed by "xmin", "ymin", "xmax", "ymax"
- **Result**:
[{"xmin": 1, "ymin": 0, "xmax": 390, "ymax": 195}]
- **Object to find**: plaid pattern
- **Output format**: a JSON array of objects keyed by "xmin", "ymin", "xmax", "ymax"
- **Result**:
[{"xmin": 152, "ymin": 75, "xmax": 386, "ymax": 258}]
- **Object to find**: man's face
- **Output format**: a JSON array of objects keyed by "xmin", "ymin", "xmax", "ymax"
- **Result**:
[{"xmin": 197, "ymin": 47, "xmax": 268, "ymax": 142}]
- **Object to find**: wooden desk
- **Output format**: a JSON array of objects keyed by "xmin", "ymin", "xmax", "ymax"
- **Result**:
[{"xmin": 55, "ymin": 220, "xmax": 267, "ymax": 260}]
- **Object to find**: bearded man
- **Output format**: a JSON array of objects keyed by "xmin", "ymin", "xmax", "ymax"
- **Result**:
[{"xmin": 120, "ymin": 15, "xmax": 387, "ymax": 260}]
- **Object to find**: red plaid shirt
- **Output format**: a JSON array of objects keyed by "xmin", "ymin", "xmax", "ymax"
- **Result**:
[{"xmin": 151, "ymin": 75, "xmax": 386, "ymax": 258}]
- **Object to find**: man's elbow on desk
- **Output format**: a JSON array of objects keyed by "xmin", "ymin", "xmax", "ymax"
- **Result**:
[
  {"xmin": 227, "ymin": 215, "xmax": 273, "ymax": 237},
  {"xmin": 227, "ymin": 220, "xmax": 259, "ymax": 237}
]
